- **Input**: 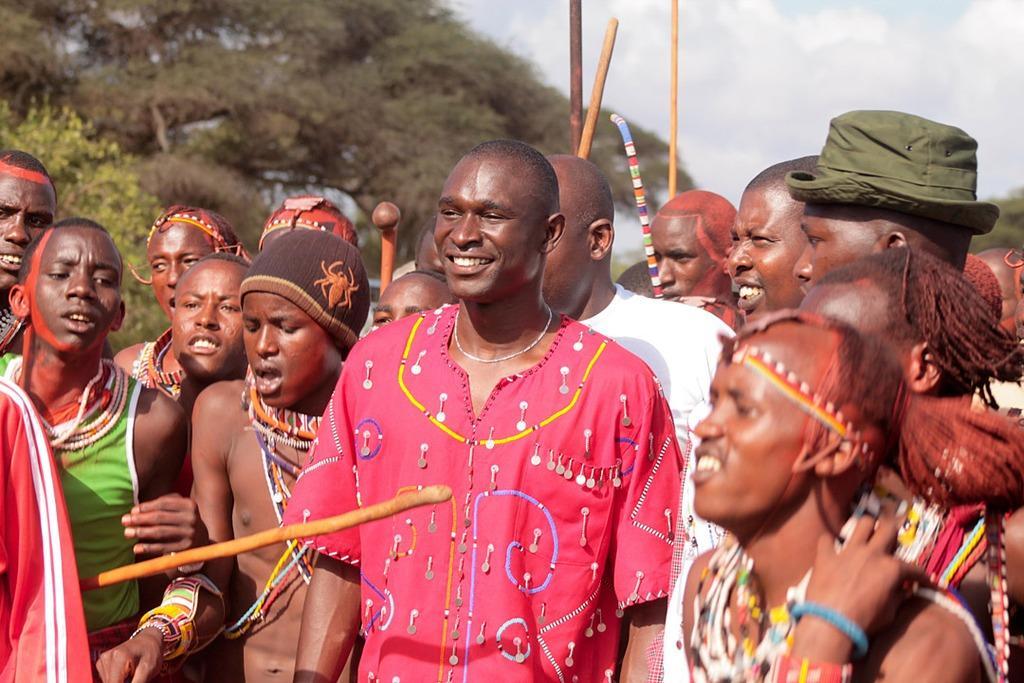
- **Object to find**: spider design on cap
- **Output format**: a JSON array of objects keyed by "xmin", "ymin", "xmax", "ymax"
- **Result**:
[{"xmin": 315, "ymin": 260, "xmax": 360, "ymax": 309}]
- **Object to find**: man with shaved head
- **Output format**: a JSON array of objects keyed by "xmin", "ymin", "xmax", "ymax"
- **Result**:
[
  {"xmin": 977, "ymin": 248, "xmax": 1021, "ymax": 334},
  {"xmin": 650, "ymin": 190, "xmax": 736, "ymax": 302},
  {"xmin": 544, "ymin": 154, "xmax": 732, "ymax": 680}
]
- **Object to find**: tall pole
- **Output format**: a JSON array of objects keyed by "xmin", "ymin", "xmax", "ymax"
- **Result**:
[
  {"xmin": 570, "ymin": 0, "xmax": 583, "ymax": 153},
  {"xmin": 576, "ymin": 18, "xmax": 618, "ymax": 160},
  {"xmin": 668, "ymin": 0, "xmax": 679, "ymax": 198}
]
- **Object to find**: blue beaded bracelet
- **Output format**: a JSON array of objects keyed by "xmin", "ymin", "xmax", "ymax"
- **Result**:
[{"xmin": 790, "ymin": 601, "xmax": 869, "ymax": 660}]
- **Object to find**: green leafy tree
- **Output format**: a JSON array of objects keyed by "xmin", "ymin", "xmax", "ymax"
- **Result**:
[
  {"xmin": 0, "ymin": 103, "xmax": 164, "ymax": 348},
  {"xmin": 0, "ymin": 0, "xmax": 690, "ymax": 267},
  {"xmin": 971, "ymin": 190, "xmax": 1024, "ymax": 253}
]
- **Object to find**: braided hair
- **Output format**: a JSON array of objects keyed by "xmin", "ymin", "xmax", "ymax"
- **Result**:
[
  {"xmin": 734, "ymin": 311, "xmax": 1024, "ymax": 510},
  {"xmin": 816, "ymin": 248, "xmax": 1022, "ymax": 407}
]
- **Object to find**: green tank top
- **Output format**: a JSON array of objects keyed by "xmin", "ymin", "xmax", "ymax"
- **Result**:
[
  {"xmin": 4, "ymin": 359, "xmax": 143, "ymax": 630},
  {"xmin": 66, "ymin": 379, "xmax": 143, "ymax": 630}
]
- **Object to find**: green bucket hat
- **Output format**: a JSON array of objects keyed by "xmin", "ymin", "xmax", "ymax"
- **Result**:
[{"xmin": 786, "ymin": 110, "xmax": 1000, "ymax": 234}]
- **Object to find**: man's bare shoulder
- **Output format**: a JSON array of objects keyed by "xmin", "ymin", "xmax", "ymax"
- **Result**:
[
  {"xmin": 193, "ymin": 379, "xmax": 247, "ymax": 428},
  {"xmin": 114, "ymin": 342, "xmax": 144, "ymax": 375},
  {"xmin": 191, "ymin": 380, "xmax": 248, "ymax": 470},
  {"xmin": 860, "ymin": 594, "xmax": 981, "ymax": 683},
  {"xmin": 135, "ymin": 384, "xmax": 186, "ymax": 443}
]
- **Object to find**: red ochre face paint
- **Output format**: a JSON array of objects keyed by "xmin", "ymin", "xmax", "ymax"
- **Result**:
[
  {"xmin": 23, "ymin": 229, "xmax": 70, "ymax": 352},
  {"xmin": 0, "ymin": 159, "xmax": 53, "ymax": 189}
]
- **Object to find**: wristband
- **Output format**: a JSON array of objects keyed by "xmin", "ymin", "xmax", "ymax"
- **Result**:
[
  {"xmin": 790, "ymin": 601, "xmax": 869, "ymax": 660},
  {"xmin": 770, "ymin": 654, "xmax": 853, "ymax": 683},
  {"xmin": 136, "ymin": 573, "xmax": 224, "ymax": 664},
  {"xmin": 131, "ymin": 618, "xmax": 171, "ymax": 644}
]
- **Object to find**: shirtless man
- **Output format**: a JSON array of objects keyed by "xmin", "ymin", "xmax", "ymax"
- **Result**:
[
  {"xmin": 169, "ymin": 253, "xmax": 249, "ymax": 420},
  {"xmin": 7, "ymin": 219, "xmax": 196, "ymax": 669},
  {"xmin": 115, "ymin": 206, "xmax": 244, "ymax": 400},
  {"xmin": 188, "ymin": 230, "xmax": 369, "ymax": 681}
]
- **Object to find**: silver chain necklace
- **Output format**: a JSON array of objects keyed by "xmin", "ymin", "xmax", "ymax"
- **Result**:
[{"xmin": 453, "ymin": 306, "xmax": 553, "ymax": 364}]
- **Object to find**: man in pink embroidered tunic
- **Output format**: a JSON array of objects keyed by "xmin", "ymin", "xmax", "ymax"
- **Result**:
[{"xmin": 287, "ymin": 140, "xmax": 682, "ymax": 683}]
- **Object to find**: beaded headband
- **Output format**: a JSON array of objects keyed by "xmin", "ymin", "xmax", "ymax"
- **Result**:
[
  {"xmin": 259, "ymin": 196, "xmax": 357, "ymax": 249},
  {"xmin": 732, "ymin": 344, "xmax": 850, "ymax": 438},
  {"xmin": 730, "ymin": 309, "xmax": 875, "ymax": 460},
  {"xmin": 147, "ymin": 211, "xmax": 226, "ymax": 248}
]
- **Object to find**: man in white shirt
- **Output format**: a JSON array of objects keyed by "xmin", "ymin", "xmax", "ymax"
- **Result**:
[{"xmin": 544, "ymin": 155, "xmax": 731, "ymax": 679}]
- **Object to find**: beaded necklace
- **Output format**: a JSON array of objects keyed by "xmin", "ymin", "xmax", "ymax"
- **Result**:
[
  {"xmin": 0, "ymin": 307, "xmax": 23, "ymax": 355},
  {"xmin": 690, "ymin": 523, "xmax": 1003, "ymax": 683},
  {"xmin": 689, "ymin": 537, "xmax": 808, "ymax": 683},
  {"xmin": 246, "ymin": 381, "xmax": 318, "ymax": 450},
  {"xmin": 225, "ymin": 382, "xmax": 318, "ymax": 639},
  {"xmin": 862, "ymin": 488, "xmax": 1010, "ymax": 681},
  {"xmin": 10, "ymin": 357, "xmax": 129, "ymax": 455},
  {"xmin": 135, "ymin": 328, "xmax": 183, "ymax": 398}
]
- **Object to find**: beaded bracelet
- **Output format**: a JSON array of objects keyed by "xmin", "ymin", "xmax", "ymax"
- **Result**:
[
  {"xmin": 770, "ymin": 654, "xmax": 853, "ymax": 683},
  {"xmin": 790, "ymin": 601, "xmax": 869, "ymax": 660},
  {"xmin": 130, "ymin": 616, "xmax": 171, "ymax": 645},
  {"xmin": 136, "ymin": 574, "xmax": 223, "ymax": 665}
]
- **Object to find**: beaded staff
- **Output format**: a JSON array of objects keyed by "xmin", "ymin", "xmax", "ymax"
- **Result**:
[
  {"xmin": 610, "ymin": 113, "xmax": 663, "ymax": 298},
  {"xmin": 81, "ymin": 485, "xmax": 453, "ymax": 590}
]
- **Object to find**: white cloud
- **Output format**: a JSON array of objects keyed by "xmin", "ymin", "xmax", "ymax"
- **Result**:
[{"xmin": 451, "ymin": 0, "xmax": 1022, "ymax": 206}]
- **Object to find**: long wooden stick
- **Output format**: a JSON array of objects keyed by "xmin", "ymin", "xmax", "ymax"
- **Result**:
[
  {"xmin": 81, "ymin": 485, "xmax": 452, "ymax": 591},
  {"xmin": 576, "ymin": 18, "xmax": 619, "ymax": 160},
  {"xmin": 668, "ymin": 0, "xmax": 679, "ymax": 198},
  {"xmin": 569, "ymin": 0, "xmax": 583, "ymax": 153}
]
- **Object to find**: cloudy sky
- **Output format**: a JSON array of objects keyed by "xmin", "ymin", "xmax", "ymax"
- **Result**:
[{"xmin": 449, "ymin": 0, "xmax": 1022, "ymax": 206}]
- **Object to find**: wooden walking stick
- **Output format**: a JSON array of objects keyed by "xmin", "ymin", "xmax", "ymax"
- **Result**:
[
  {"xmin": 576, "ymin": 17, "xmax": 619, "ymax": 160},
  {"xmin": 81, "ymin": 485, "xmax": 452, "ymax": 590},
  {"xmin": 569, "ymin": 0, "xmax": 583, "ymax": 153},
  {"xmin": 372, "ymin": 201, "xmax": 401, "ymax": 294},
  {"xmin": 668, "ymin": 0, "xmax": 680, "ymax": 198}
]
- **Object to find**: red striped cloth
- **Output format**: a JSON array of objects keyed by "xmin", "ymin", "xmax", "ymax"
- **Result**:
[{"xmin": 0, "ymin": 378, "xmax": 91, "ymax": 682}]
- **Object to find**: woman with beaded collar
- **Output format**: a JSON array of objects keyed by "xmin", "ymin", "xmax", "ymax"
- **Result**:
[
  {"xmin": 114, "ymin": 205, "xmax": 246, "ymax": 399},
  {"xmin": 675, "ymin": 312, "xmax": 1024, "ymax": 683}
]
